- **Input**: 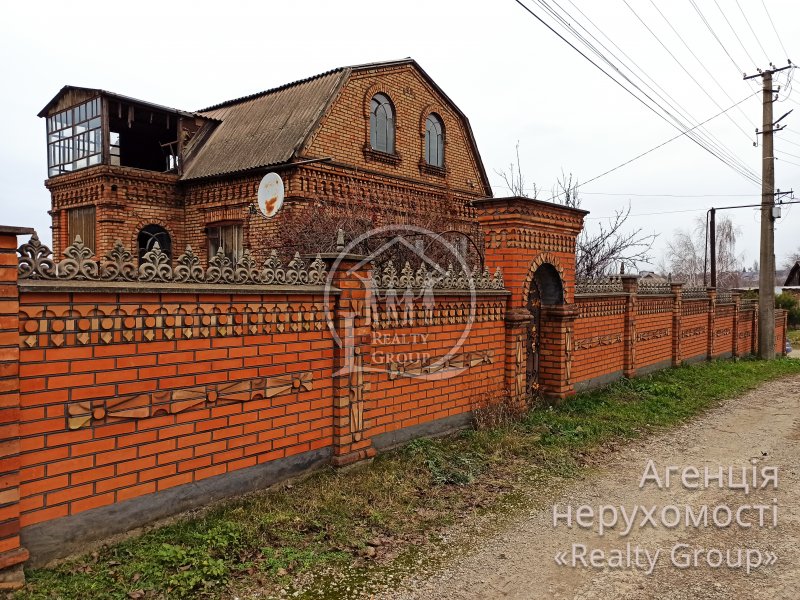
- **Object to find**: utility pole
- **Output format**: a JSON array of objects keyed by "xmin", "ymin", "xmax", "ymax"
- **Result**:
[
  {"xmin": 746, "ymin": 64, "xmax": 792, "ymax": 359},
  {"xmin": 710, "ymin": 208, "xmax": 716, "ymax": 288},
  {"xmin": 759, "ymin": 70, "xmax": 775, "ymax": 359}
]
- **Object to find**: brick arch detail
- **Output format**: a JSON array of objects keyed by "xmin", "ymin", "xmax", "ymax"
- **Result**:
[
  {"xmin": 362, "ymin": 83, "xmax": 400, "ymax": 148},
  {"xmin": 522, "ymin": 252, "xmax": 567, "ymax": 305}
]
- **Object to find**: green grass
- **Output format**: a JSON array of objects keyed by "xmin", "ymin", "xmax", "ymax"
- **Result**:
[
  {"xmin": 16, "ymin": 357, "xmax": 800, "ymax": 600},
  {"xmin": 788, "ymin": 329, "xmax": 800, "ymax": 348}
]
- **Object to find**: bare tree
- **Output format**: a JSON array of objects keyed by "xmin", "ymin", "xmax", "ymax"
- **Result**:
[
  {"xmin": 495, "ymin": 141, "xmax": 536, "ymax": 198},
  {"xmin": 662, "ymin": 215, "xmax": 743, "ymax": 288},
  {"xmin": 785, "ymin": 247, "xmax": 800, "ymax": 268},
  {"xmin": 552, "ymin": 171, "xmax": 657, "ymax": 279}
]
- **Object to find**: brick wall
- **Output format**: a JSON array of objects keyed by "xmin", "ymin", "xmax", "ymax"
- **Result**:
[
  {"xmin": 571, "ymin": 288, "xmax": 779, "ymax": 390},
  {"xmin": 4, "ymin": 252, "xmax": 509, "ymax": 575},
  {"xmin": 16, "ymin": 288, "xmax": 336, "ymax": 531},
  {"xmin": 365, "ymin": 294, "xmax": 507, "ymax": 443}
]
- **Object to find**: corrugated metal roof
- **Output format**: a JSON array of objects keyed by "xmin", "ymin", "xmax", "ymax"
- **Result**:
[{"xmin": 180, "ymin": 69, "xmax": 348, "ymax": 181}]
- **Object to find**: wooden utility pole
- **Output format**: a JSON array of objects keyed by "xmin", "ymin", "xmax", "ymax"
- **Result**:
[{"xmin": 745, "ymin": 64, "xmax": 792, "ymax": 359}]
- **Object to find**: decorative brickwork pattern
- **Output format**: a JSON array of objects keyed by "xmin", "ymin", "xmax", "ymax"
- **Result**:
[{"xmin": 18, "ymin": 235, "xmax": 327, "ymax": 286}]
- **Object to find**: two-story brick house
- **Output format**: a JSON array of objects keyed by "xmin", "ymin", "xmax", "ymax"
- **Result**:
[{"xmin": 39, "ymin": 59, "xmax": 492, "ymax": 265}]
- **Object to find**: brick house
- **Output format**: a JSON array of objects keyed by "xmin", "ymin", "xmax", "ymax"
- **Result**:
[{"xmin": 39, "ymin": 59, "xmax": 492, "ymax": 265}]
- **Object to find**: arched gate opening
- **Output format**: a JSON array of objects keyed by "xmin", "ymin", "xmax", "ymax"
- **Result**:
[{"xmin": 526, "ymin": 263, "xmax": 564, "ymax": 394}]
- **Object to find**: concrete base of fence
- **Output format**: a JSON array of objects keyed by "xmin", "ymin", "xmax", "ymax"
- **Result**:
[
  {"xmin": 573, "ymin": 370, "xmax": 625, "ymax": 393},
  {"xmin": 21, "ymin": 447, "xmax": 332, "ymax": 567},
  {"xmin": 372, "ymin": 412, "xmax": 475, "ymax": 451},
  {"xmin": 637, "ymin": 359, "xmax": 674, "ymax": 377},
  {"xmin": 683, "ymin": 354, "xmax": 708, "ymax": 365}
]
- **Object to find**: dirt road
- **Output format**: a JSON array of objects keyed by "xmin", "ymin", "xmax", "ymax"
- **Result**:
[{"xmin": 381, "ymin": 374, "xmax": 800, "ymax": 600}]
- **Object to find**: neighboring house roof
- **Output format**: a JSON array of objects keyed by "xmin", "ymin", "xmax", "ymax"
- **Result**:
[
  {"xmin": 785, "ymin": 262, "xmax": 800, "ymax": 286},
  {"xmin": 180, "ymin": 58, "xmax": 492, "ymax": 193}
]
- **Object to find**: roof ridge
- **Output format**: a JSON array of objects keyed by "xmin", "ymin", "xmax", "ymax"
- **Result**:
[
  {"xmin": 197, "ymin": 58, "xmax": 415, "ymax": 113},
  {"xmin": 198, "ymin": 67, "xmax": 347, "ymax": 112}
]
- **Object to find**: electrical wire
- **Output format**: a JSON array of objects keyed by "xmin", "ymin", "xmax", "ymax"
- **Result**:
[
  {"xmin": 540, "ymin": 93, "xmax": 759, "ymax": 201},
  {"xmin": 514, "ymin": 0, "xmax": 761, "ymax": 186},
  {"xmin": 622, "ymin": 0, "xmax": 757, "ymax": 145},
  {"xmin": 556, "ymin": 0, "xmax": 760, "ymax": 185},
  {"xmin": 735, "ymin": 0, "xmax": 772, "ymax": 64},
  {"xmin": 648, "ymin": 0, "xmax": 757, "ymax": 131},
  {"xmin": 761, "ymin": 0, "xmax": 790, "ymax": 62},
  {"xmin": 775, "ymin": 155, "xmax": 800, "ymax": 168},
  {"xmin": 581, "ymin": 192, "xmax": 757, "ymax": 198},
  {"xmin": 712, "ymin": 0, "xmax": 760, "ymax": 70}
]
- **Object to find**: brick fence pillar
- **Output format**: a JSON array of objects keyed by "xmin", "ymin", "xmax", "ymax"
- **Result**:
[
  {"xmin": 670, "ymin": 282, "xmax": 683, "ymax": 366},
  {"xmin": 504, "ymin": 308, "xmax": 531, "ymax": 406},
  {"xmin": 751, "ymin": 303, "xmax": 759, "ymax": 356},
  {"xmin": 731, "ymin": 292, "xmax": 741, "ymax": 358},
  {"xmin": 0, "ymin": 226, "xmax": 33, "ymax": 591},
  {"xmin": 621, "ymin": 274, "xmax": 638, "ymax": 378},
  {"xmin": 538, "ymin": 304, "xmax": 578, "ymax": 400},
  {"xmin": 316, "ymin": 252, "xmax": 376, "ymax": 467},
  {"xmin": 706, "ymin": 288, "xmax": 717, "ymax": 359}
]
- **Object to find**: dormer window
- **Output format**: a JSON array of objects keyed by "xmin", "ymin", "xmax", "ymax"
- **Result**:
[
  {"xmin": 370, "ymin": 94, "xmax": 395, "ymax": 154},
  {"xmin": 424, "ymin": 114, "xmax": 444, "ymax": 167}
]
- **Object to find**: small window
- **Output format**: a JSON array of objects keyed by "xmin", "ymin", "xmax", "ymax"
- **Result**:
[
  {"xmin": 425, "ymin": 114, "xmax": 444, "ymax": 167},
  {"xmin": 138, "ymin": 225, "xmax": 172, "ymax": 264},
  {"xmin": 207, "ymin": 223, "xmax": 243, "ymax": 264},
  {"xmin": 67, "ymin": 206, "xmax": 96, "ymax": 252},
  {"xmin": 370, "ymin": 93, "xmax": 395, "ymax": 154}
]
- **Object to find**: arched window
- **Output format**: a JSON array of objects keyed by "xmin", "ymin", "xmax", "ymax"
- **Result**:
[
  {"xmin": 137, "ymin": 224, "xmax": 172, "ymax": 264},
  {"xmin": 425, "ymin": 114, "xmax": 444, "ymax": 167},
  {"xmin": 370, "ymin": 94, "xmax": 395, "ymax": 154}
]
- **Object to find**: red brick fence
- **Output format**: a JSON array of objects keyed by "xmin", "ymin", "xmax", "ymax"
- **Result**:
[{"xmin": 0, "ymin": 199, "xmax": 788, "ymax": 588}]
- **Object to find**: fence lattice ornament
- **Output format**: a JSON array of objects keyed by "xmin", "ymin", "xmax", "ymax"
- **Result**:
[
  {"xmin": 716, "ymin": 290, "xmax": 734, "ymax": 304},
  {"xmin": 637, "ymin": 280, "xmax": 672, "ymax": 295},
  {"xmin": 682, "ymin": 286, "xmax": 709, "ymax": 299},
  {"xmin": 369, "ymin": 260, "xmax": 504, "ymax": 291},
  {"xmin": 575, "ymin": 276, "xmax": 624, "ymax": 295},
  {"xmin": 17, "ymin": 234, "xmax": 329, "ymax": 286}
]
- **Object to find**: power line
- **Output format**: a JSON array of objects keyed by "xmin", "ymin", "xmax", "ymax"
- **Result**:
[
  {"xmin": 514, "ymin": 0, "xmax": 761, "ymax": 186},
  {"xmin": 647, "ymin": 0, "xmax": 758, "ymax": 131},
  {"xmin": 557, "ymin": 0, "xmax": 760, "ymax": 184},
  {"xmin": 542, "ymin": 93, "xmax": 758, "ymax": 201},
  {"xmin": 775, "ymin": 155, "xmax": 800, "ymax": 168},
  {"xmin": 688, "ymin": 0, "xmax": 746, "ymax": 78},
  {"xmin": 585, "ymin": 207, "xmax": 706, "ymax": 220},
  {"xmin": 622, "ymin": 0, "xmax": 757, "ymax": 144},
  {"xmin": 735, "ymin": 0, "xmax": 772, "ymax": 64},
  {"xmin": 712, "ymin": 0, "xmax": 760, "ymax": 70},
  {"xmin": 581, "ymin": 192, "xmax": 758, "ymax": 198},
  {"xmin": 761, "ymin": 0, "xmax": 790, "ymax": 61}
]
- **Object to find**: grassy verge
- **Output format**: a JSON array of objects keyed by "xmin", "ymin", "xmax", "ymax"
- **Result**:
[
  {"xmin": 788, "ymin": 329, "xmax": 800, "ymax": 347},
  {"xmin": 16, "ymin": 357, "xmax": 800, "ymax": 600}
]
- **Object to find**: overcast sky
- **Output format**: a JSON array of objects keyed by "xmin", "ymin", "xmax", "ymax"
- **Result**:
[{"xmin": 1, "ymin": 0, "xmax": 798, "ymax": 272}]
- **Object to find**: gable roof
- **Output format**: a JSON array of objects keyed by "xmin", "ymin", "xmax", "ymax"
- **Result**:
[
  {"xmin": 180, "ymin": 68, "xmax": 349, "ymax": 181},
  {"xmin": 179, "ymin": 59, "xmax": 491, "ymax": 193},
  {"xmin": 785, "ymin": 262, "xmax": 800, "ymax": 286}
]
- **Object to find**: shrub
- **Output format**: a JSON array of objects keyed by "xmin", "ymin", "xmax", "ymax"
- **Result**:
[{"xmin": 775, "ymin": 292, "xmax": 800, "ymax": 328}]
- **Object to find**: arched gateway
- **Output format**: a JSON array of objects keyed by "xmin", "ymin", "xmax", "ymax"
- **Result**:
[
  {"xmin": 473, "ymin": 196, "xmax": 587, "ymax": 401},
  {"xmin": 526, "ymin": 262, "xmax": 565, "ymax": 394}
]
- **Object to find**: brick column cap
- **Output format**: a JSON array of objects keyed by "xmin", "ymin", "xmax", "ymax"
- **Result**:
[{"xmin": 0, "ymin": 226, "xmax": 34, "ymax": 236}]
